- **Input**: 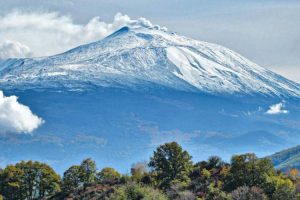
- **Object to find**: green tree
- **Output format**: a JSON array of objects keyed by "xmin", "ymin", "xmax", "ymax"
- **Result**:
[
  {"xmin": 206, "ymin": 156, "xmax": 226, "ymax": 170},
  {"xmin": 149, "ymin": 142, "xmax": 193, "ymax": 189},
  {"xmin": 79, "ymin": 158, "xmax": 97, "ymax": 184},
  {"xmin": 97, "ymin": 167, "xmax": 121, "ymax": 185},
  {"xmin": 226, "ymin": 153, "xmax": 274, "ymax": 190},
  {"xmin": 62, "ymin": 165, "xmax": 81, "ymax": 193},
  {"xmin": 35, "ymin": 162, "xmax": 61, "ymax": 198},
  {"xmin": 0, "ymin": 165, "xmax": 24, "ymax": 200},
  {"xmin": 0, "ymin": 161, "xmax": 60, "ymax": 200}
]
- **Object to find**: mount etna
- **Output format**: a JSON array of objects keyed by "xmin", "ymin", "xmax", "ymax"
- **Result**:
[{"xmin": 0, "ymin": 20, "xmax": 299, "ymax": 173}]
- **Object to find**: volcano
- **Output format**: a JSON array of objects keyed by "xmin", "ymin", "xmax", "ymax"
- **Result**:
[{"xmin": 0, "ymin": 22, "xmax": 299, "ymax": 173}]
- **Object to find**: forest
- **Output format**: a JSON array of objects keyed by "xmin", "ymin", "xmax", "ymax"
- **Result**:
[{"xmin": 0, "ymin": 142, "xmax": 299, "ymax": 200}]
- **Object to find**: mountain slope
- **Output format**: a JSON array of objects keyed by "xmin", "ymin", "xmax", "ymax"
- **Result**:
[
  {"xmin": 0, "ymin": 24, "xmax": 300, "ymax": 97},
  {"xmin": 269, "ymin": 145, "xmax": 300, "ymax": 170}
]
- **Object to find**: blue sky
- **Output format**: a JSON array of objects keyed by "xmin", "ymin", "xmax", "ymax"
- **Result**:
[{"xmin": 0, "ymin": 0, "xmax": 299, "ymax": 82}]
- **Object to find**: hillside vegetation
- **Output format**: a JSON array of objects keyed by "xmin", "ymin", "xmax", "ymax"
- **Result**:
[
  {"xmin": 0, "ymin": 142, "xmax": 300, "ymax": 200},
  {"xmin": 270, "ymin": 145, "xmax": 300, "ymax": 170}
]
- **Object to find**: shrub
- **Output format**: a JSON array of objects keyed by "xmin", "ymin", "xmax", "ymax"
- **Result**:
[
  {"xmin": 109, "ymin": 183, "xmax": 167, "ymax": 200},
  {"xmin": 263, "ymin": 175, "xmax": 296, "ymax": 200},
  {"xmin": 166, "ymin": 183, "xmax": 197, "ymax": 200},
  {"xmin": 231, "ymin": 186, "xmax": 267, "ymax": 200}
]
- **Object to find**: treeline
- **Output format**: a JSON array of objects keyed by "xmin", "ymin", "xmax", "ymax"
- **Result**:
[{"xmin": 0, "ymin": 142, "xmax": 300, "ymax": 200}]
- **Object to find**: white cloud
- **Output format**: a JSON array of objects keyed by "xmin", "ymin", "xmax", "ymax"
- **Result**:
[
  {"xmin": 0, "ymin": 11, "xmax": 130, "ymax": 57},
  {"xmin": 0, "ymin": 91, "xmax": 44, "ymax": 134},
  {"xmin": 0, "ymin": 40, "xmax": 32, "ymax": 59},
  {"xmin": 0, "ymin": 11, "xmax": 165, "ymax": 58},
  {"xmin": 266, "ymin": 102, "xmax": 289, "ymax": 115}
]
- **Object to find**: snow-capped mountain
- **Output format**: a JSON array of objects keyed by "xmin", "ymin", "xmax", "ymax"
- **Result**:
[
  {"xmin": 1, "ymin": 22, "xmax": 300, "ymax": 173},
  {"xmin": 0, "ymin": 23, "xmax": 300, "ymax": 97}
]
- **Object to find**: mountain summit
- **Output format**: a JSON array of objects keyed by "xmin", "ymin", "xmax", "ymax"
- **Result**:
[{"xmin": 0, "ymin": 23, "xmax": 300, "ymax": 97}]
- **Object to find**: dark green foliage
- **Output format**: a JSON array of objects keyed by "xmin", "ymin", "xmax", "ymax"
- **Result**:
[
  {"xmin": 62, "ymin": 158, "xmax": 98, "ymax": 193},
  {"xmin": 97, "ymin": 167, "xmax": 121, "ymax": 185},
  {"xmin": 0, "ymin": 161, "xmax": 60, "ymax": 200},
  {"xmin": 79, "ymin": 158, "xmax": 97, "ymax": 184},
  {"xmin": 149, "ymin": 142, "xmax": 193, "ymax": 189},
  {"xmin": 225, "ymin": 153, "xmax": 275, "ymax": 190},
  {"xmin": 120, "ymin": 174, "xmax": 131, "ymax": 185},
  {"xmin": 62, "ymin": 165, "xmax": 81, "ymax": 193}
]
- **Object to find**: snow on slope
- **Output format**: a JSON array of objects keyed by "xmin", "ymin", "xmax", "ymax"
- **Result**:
[{"xmin": 0, "ymin": 21, "xmax": 300, "ymax": 97}]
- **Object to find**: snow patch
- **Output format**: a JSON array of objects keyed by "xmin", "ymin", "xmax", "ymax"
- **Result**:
[{"xmin": 59, "ymin": 64, "xmax": 84, "ymax": 71}]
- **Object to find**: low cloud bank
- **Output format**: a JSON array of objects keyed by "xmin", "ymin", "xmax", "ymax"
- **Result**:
[
  {"xmin": 0, "ymin": 11, "xmax": 164, "ymax": 58},
  {"xmin": 0, "ymin": 40, "xmax": 32, "ymax": 59},
  {"xmin": 0, "ymin": 91, "xmax": 44, "ymax": 134}
]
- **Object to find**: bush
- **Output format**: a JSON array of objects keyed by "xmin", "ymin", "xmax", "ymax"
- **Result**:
[
  {"xmin": 231, "ymin": 186, "xmax": 267, "ymax": 200},
  {"xmin": 166, "ymin": 183, "xmax": 197, "ymax": 200},
  {"xmin": 263, "ymin": 175, "xmax": 296, "ymax": 200},
  {"xmin": 108, "ymin": 183, "xmax": 167, "ymax": 200},
  {"xmin": 205, "ymin": 183, "xmax": 231, "ymax": 200}
]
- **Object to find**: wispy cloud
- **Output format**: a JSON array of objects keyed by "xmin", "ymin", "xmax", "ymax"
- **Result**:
[
  {"xmin": 70, "ymin": 133, "xmax": 107, "ymax": 147},
  {"xmin": 135, "ymin": 117, "xmax": 199, "ymax": 146},
  {"xmin": 266, "ymin": 102, "xmax": 289, "ymax": 115}
]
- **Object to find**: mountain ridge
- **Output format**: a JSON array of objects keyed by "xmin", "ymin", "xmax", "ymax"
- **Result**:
[{"xmin": 269, "ymin": 145, "xmax": 300, "ymax": 170}]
